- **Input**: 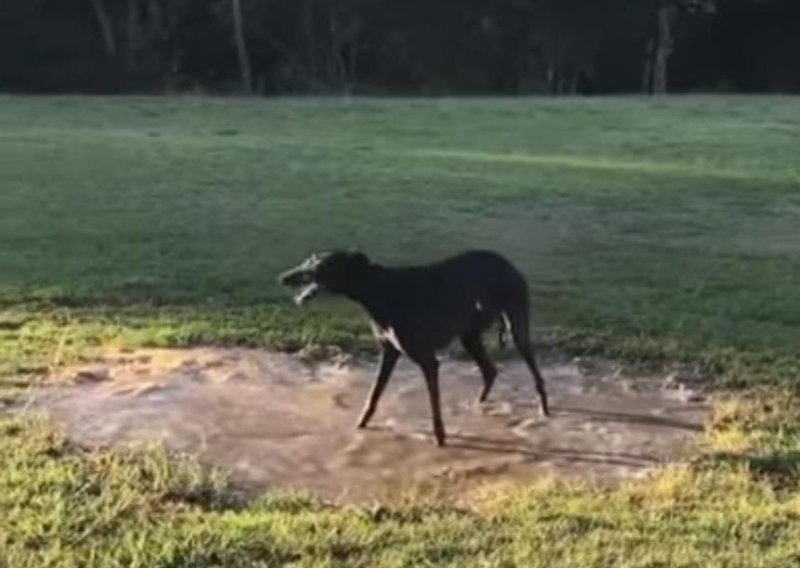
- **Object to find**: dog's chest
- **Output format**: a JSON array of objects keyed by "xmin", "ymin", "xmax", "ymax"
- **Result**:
[{"xmin": 370, "ymin": 322, "xmax": 403, "ymax": 351}]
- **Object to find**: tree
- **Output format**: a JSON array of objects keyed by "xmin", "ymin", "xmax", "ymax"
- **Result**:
[
  {"xmin": 1, "ymin": 0, "xmax": 798, "ymax": 94},
  {"xmin": 643, "ymin": 0, "xmax": 715, "ymax": 94},
  {"xmin": 89, "ymin": 0, "xmax": 117, "ymax": 58},
  {"xmin": 643, "ymin": 1, "xmax": 676, "ymax": 93},
  {"xmin": 231, "ymin": 0, "xmax": 253, "ymax": 93}
]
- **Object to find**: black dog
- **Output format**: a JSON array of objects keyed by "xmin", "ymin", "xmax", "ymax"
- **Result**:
[{"xmin": 278, "ymin": 250, "xmax": 549, "ymax": 446}]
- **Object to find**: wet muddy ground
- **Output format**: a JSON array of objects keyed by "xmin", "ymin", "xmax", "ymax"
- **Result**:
[{"xmin": 26, "ymin": 348, "xmax": 709, "ymax": 502}]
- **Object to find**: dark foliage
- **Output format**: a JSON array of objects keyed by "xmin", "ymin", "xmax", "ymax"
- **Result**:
[{"xmin": 1, "ymin": 0, "xmax": 798, "ymax": 94}]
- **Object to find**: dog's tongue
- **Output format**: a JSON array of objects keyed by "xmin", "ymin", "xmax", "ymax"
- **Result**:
[{"xmin": 294, "ymin": 283, "xmax": 319, "ymax": 306}]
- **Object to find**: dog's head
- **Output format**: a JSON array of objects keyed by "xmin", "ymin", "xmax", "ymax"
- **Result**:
[{"xmin": 278, "ymin": 250, "xmax": 371, "ymax": 306}]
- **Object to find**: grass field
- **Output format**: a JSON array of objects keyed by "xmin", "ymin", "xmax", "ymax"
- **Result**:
[{"xmin": 2, "ymin": 95, "xmax": 800, "ymax": 566}]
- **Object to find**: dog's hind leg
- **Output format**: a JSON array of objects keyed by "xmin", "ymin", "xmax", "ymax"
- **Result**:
[
  {"xmin": 497, "ymin": 314, "xmax": 510, "ymax": 351},
  {"xmin": 461, "ymin": 333, "xmax": 498, "ymax": 403},
  {"xmin": 356, "ymin": 344, "xmax": 400, "ymax": 429},
  {"xmin": 507, "ymin": 311, "xmax": 550, "ymax": 417}
]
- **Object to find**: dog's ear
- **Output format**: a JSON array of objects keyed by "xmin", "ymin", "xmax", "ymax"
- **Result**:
[{"xmin": 349, "ymin": 251, "xmax": 370, "ymax": 266}]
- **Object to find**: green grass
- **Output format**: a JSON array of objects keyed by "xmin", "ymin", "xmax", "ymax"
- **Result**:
[
  {"xmin": 2, "ymin": 95, "xmax": 800, "ymax": 566},
  {"xmin": 1, "ymin": 96, "xmax": 800, "ymax": 377},
  {"xmin": 3, "ymin": 398, "xmax": 800, "ymax": 567}
]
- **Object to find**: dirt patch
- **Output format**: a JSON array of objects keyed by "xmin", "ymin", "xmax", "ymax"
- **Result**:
[{"xmin": 27, "ymin": 348, "xmax": 709, "ymax": 502}]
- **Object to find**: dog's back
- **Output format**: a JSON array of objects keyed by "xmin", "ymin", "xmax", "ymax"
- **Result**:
[
  {"xmin": 433, "ymin": 249, "xmax": 528, "ymax": 300},
  {"xmin": 372, "ymin": 250, "xmax": 529, "ymax": 351}
]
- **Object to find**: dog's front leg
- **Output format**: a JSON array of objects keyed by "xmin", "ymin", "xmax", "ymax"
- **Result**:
[
  {"xmin": 356, "ymin": 344, "xmax": 400, "ymax": 429},
  {"xmin": 417, "ymin": 355, "xmax": 446, "ymax": 446}
]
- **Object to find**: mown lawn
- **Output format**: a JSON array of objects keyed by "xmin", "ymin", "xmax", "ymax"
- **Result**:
[
  {"xmin": 2, "ymin": 96, "xmax": 800, "ymax": 381},
  {"xmin": 1, "ymin": 95, "xmax": 800, "ymax": 566}
]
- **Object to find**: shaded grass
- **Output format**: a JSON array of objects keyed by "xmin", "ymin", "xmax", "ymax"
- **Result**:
[
  {"xmin": 1, "ymin": 95, "xmax": 800, "ymax": 359},
  {"xmin": 1, "ymin": 95, "xmax": 800, "ymax": 394}
]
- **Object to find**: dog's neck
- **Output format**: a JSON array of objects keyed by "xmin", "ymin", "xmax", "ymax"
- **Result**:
[{"xmin": 341, "ymin": 264, "xmax": 391, "ymax": 321}]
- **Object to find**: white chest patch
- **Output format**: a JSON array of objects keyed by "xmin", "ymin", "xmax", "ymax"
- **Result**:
[
  {"xmin": 475, "ymin": 301, "xmax": 483, "ymax": 312},
  {"xmin": 374, "ymin": 325, "xmax": 403, "ymax": 352}
]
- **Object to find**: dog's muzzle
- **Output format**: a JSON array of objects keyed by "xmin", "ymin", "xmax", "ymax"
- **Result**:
[{"xmin": 278, "ymin": 268, "xmax": 319, "ymax": 306}]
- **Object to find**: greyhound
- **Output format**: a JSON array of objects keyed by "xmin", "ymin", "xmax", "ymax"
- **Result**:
[{"xmin": 278, "ymin": 250, "xmax": 549, "ymax": 446}]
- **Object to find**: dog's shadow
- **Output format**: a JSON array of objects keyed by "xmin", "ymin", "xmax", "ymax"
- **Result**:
[
  {"xmin": 362, "ymin": 404, "xmax": 702, "ymax": 468},
  {"xmin": 381, "ymin": 405, "xmax": 700, "ymax": 468},
  {"xmin": 556, "ymin": 406, "xmax": 703, "ymax": 432},
  {"xmin": 446, "ymin": 433, "xmax": 663, "ymax": 468}
]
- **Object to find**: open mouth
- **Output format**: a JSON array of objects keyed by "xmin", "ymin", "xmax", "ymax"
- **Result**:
[
  {"xmin": 293, "ymin": 282, "xmax": 319, "ymax": 306},
  {"xmin": 278, "ymin": 268, "xmax": 320, "ymax": 306}
]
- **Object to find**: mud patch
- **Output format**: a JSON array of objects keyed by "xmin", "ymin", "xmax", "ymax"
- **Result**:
[{"xmin": 26, "ymin": 348, "xmax": 709, "ymax": 502}]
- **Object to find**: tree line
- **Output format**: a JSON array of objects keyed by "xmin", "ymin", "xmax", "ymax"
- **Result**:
[{"xmin": 2, "ymin": 0, "xmax": 798, "ymax": 95}]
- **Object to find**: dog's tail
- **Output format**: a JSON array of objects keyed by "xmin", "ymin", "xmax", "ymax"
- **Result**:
[{"xmin": 497, "ymin": 313, "xmax": 511, "ymax": 351}]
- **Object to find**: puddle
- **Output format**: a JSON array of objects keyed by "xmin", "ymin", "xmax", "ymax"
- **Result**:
[{"xmin": 25, "ymin": 348, "xmax": 709, "ymax": 502}]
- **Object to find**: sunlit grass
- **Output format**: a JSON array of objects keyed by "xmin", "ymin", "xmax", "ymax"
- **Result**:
[
  {"xmin": 408, "ymin": 148, "xmax": 800, "ymax": 183},
  {"xmin": 3, "ymin": 408, "xmax": 800, "ymax": 567}
]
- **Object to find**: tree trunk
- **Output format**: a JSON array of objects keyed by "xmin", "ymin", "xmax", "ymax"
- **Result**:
[
  {"xmin": 125, "ymin": 0, "xmax": 141, "ymax": 73},
  {"xmin": 231, "ymin": 0, "xmax": 253, "ymax": 93},
  {"xmin": 642, "ymin": 39, "xmax": 654, "ymax": 93},
  {"xmin": 302, "ymin": 0, "xmax": 319, "ymax": 87},
  {"xmin": 89, "ymin": 0, "xmax": 117, "ymax": 57},
  {"xmin": 567, "ymin": 69, "xmax": 580, "ymax": 95},
  {"xmin": 327, "ymin": 8, "xmax": 353, "ymax": 93},
  {"xmin": 645, "ymin": 1, "xmax": 677, "ymax": 94}
]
